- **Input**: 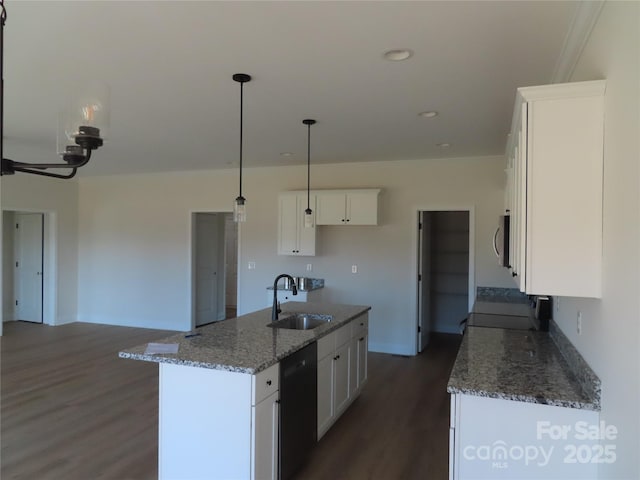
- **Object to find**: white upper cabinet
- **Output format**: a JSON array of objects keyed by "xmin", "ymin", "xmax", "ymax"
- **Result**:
[
  {"xmin": 277, "ymin": 193, "xmax": 316, "ymax": 256},
  {"xmin": 506, "ymin": 80, "xmax": 605, "ymax": 298},
  {"xmin": 315, "ymin": 189, "xmax": 380, "ymax": 225}
]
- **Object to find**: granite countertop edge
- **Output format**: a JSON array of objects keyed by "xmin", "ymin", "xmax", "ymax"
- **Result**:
[
  {"xmin": 119, "ymin": 302, "xmax": 371, "ymax": 375},
  {"xmin": 446, "ymin": 385, "xmax": 599, "ymax": 411},
  {"xmin": 447, "ymin": 325, "xmax": 600, "ymax": 412}
]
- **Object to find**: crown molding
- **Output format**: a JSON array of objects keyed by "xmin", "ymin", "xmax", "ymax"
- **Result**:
[{"xmin": 550, "ymin": 0, "xmax": 605, "ymax": 83}]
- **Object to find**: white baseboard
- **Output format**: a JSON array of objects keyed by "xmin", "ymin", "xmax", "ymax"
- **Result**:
[
  {"xmin": 368, "ymin": 342, "xmax": 415, "ymax": 356},
  {"xmin": 53, "ymin": 316, "xmax": 76, "ymax": 326},
  {"xmin": 77, "ymin": 314, "xmax": 187, "ymax": 332}
]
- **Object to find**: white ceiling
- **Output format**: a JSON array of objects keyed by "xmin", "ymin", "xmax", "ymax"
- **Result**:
[{"xmin": 3, "ymin": 1, "xmax": 579, "ymax": 176}]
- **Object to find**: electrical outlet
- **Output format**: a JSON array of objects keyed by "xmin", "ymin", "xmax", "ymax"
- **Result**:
[
  {"xmin": 248, "ymin": 261, "xmax": 256, "ymax": 270},
  {"xmin": 577, "ymin": 311, "xmax": 582, "ymax": 335},
  {"xmin": 351, "ymin": 265, "xmax": 358, "ymax": 274},
  {"xmin": 306, "ymin": 264, "xmax": 312, "ymax": 271}
]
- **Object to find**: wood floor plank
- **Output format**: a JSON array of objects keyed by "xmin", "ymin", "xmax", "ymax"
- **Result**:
[{"xmin": 1, "ymin": 322, "xmax": 461, "ymax": 480}]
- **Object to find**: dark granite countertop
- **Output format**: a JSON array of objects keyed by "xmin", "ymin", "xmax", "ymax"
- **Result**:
[
  {"xmin": 447, "ymin": 326, "xmax": 599, "ymax": 411},
  {"xmin": 119, "ymin": 302, "xmax": 370, "ymax": 374}
]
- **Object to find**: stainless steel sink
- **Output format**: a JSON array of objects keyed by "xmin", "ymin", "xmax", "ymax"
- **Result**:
[{"xmin": 268, "ymin": 313, "xmax": 333, "ymax": 330}]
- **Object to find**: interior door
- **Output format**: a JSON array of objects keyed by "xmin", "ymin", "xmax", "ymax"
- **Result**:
[
  {"xmin": 224, "ymin": 214, "xmax": 238, "ymax": 311},
  {"xmin": 417, "ymin": 211, "xmax": 432, "ymax": 352},
  {"xmin": 15, "ymin": 213, "xmax": 44, "ymax": 323},
  {"xmin": 195, "ymin": 213, "xmax": 219, "ymax": 326}
]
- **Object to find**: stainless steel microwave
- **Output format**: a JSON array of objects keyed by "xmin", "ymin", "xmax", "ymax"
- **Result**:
[{"xmin": 494, "ymin": 214, "xmax": 510, "ymax": 268}]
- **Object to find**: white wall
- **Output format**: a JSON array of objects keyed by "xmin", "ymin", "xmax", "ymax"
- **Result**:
[
  {"xmin": 553, "ymin": 3, "xmax": 639, "ymax": 479},
  {"xmin": 77, "ymin": 155, "xmax": 513, "ymax": 353},
  {"xmin": 1, "ymin": 174, "xmax": 78, "ymax": 325}
]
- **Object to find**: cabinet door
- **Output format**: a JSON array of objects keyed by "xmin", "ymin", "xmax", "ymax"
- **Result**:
[
  {"xmin": 333, "ymin": 341, "xmax": 351, "ymax": 415},
  {"xmin": 315, "ymin": 193, "xmax": 346, "ymax": 225},
  {"xmin": 317, "ymin": 353, "xmax": 334, "ymax": 439},
  {"xmin": 278, "ymin": 194, "xmax": 316, "ymax": 256},
  {"xmin": 297, "ymin": 194, "xmax": 316, "ymax": 256},
  {"xmin": 348, "ymin": 338, "xmax": 358, "ymax": 398},
  {"xmin": 356, "ymin": 333, "xmax": 368, "ymax": 389},
  {"xmin": 346, "ymin": 191, "xmax": 378, "ymax": 225},
  {"xmin": 251, "ymin": 391, "xmax": 279, "ymax": 480},
  {"xmin": 278, "ymin": 194, "xmax": 299, "ymax": 255}
]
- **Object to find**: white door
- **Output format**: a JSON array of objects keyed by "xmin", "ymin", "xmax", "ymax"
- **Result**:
[
  {"xmin": 15, "ymin": 213, "xmax": 44, "ymax": 323},
  {"xmin": 417, "ymin": 212, "xmax": 432, "ymax": 352},
  {"xmin": 195, "ymin": 214, "xmax": 220, "ymax": 327}
]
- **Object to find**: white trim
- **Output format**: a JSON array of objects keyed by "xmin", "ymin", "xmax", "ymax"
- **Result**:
[
  {"xmin": 188, "ymin": 209, "xmax": 236, "ymax": 331},
  {"xmin": 550, "ymin": 0, "xmax": 605, "ymax": 83},
  {"xmin": 518, "ymin": 80, "xmax": 606, "ymax": 102},
  {"xmin": 4, "ymin": 208, "xmax": 57, "ymax": 326},
  {"xmin": 369, "ymin": 342, "xmax": 414, "ymax": 357},
  {"xmin": 411, "ymin": 206, "xmax": 475, "ymax": 355}
]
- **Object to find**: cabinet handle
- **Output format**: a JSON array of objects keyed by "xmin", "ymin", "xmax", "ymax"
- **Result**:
[
  {"xmin": 341, "ymin": 219, "xmax": 345, "ymax": 222},
  {"xmin": 359, "ymin": 337, "xmax": 364, "ymax": 342},
  {"xmin": 266, "ymin": 380, "xmax": 272, "ymax": 386},
  {"xmin": 360, "ymin": 322, "xmax": 364, "ymax": 326},
  {"xmin": 512, "ymin": 272, "xmax": 518, "ymax": 277},
  {"xmin": 346, "ymin": 219, "xmax": 350, "ymax": 222}
]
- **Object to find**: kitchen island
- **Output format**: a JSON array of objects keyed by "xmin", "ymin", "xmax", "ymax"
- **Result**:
[{"xmin": 120, "ymin": 302, "xmax": 370, "ymax": 480}]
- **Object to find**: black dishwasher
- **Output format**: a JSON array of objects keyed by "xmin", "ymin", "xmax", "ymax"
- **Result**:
[{"xmin": 279, "ymin": 341, "xmax": 317, "ymax": 480}]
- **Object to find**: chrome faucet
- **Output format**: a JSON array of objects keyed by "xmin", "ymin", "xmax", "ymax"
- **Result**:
[{"xmin": 272, "ymin": 274, "xmax": 298, "ymax": 321}]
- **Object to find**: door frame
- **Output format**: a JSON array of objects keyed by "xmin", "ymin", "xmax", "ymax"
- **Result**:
[
  {"xmin": 189, "ymin": 210, "xmax": 239, "ymax": 330},
  {"xmin": 3, "ymin": 208, "xmax": 57, "ymax": 326},
  {"xmin": 412, "ymin": 206, "xmax": 475, "ymax": 355}
]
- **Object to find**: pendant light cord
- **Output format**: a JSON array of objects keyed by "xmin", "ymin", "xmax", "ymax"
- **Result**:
[
  {"xmin": 1, "ymin": 1, "xmax": 6, "ymax": 174},
  {"xmin": 306, "ymin": 122, "xmax": 311, "ymax": 210},
  {"xmin": 239, "ymin": 80, "xmax": 244, "ymax": 199}
]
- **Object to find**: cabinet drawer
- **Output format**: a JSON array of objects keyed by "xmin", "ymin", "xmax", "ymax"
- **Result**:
[
  {"xmin": 253, "ymin": 363, "xmax": 279, "ymax": 405},
  {"xmin": 351, "ymin": 314, "xmax": 368, "ymax": 339},
  {"xmin": 317, "ymin": 331, "xmax": 335, "ymax": 360}
]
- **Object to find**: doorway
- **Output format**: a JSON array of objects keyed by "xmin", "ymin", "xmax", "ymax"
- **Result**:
[
  {"xmin": 4, "ymin": 212, "xmax": 44, "ymax": 323},
  {"xmin": 192, "ymin": 212, "xmax": 238, "ymax": 328},
  {"xmin": 417, "ymin": 210, "xmax": 473, "ymax": 352}
]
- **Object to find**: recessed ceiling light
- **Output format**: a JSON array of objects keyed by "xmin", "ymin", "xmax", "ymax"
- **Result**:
[
  {"xmin": 383, "ymin": 49, "xmax": 413, "ymax": 61},
  {"xmin": 418, "ymin": 111, "xmax": 438, "ymax": 118},
  {"xmin": 280, "ymin": 152, "xmax": 294, "ymax": 157},
  {"xmin": 437, "ymin": 143, "xmax": 451, "ymax": 148}
]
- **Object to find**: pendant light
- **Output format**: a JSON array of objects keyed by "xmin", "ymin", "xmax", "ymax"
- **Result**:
[
  {"xmin": 303, "ymin": 119, "xmax": 316, "ymax": 228},
  {"xmin": 0, "ymin": 0, "xmax": 106, "ymax": 179},
  {"xmin": 233, "ymin": 73, "xmax": 251, "ymax": 222}
]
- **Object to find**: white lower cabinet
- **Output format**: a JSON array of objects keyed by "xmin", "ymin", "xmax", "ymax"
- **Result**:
[
  {"xmin": 449, "ymin": 393, "xmax": 599, "ymax": 480},
  {"xmin": 159, "ymin": 362, "xmax": 279, "ymax": 480},
  {"xmin": 317, "ymin": 313, "xmax": 369, "ymax": 440},
  {"xmin": 251, "ymin": 390, "xmax": 279, "ymax": 480}
]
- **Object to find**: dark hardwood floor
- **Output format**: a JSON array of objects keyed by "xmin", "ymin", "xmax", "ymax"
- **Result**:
[
  {"xmin": 295, "ymin": 334, "xmax": 461, "ymax": 480},
  {"xmin": 1, "ymin": 321, "xmax": 461, "ymax": 480}
]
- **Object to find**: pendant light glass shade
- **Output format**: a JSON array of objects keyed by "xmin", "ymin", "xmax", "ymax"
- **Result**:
[
  {"xmin": 303, "ymin": 119, "xmax": 316, "ymax": 228},
  {"xmin": 304, "ymin": 208, "xmax": 313, "ymax": 228},
  {"xmin": 233, "ymin": 73, "xmax": 251, "ymax": 223},
  {"xmin": 234, "ymin": 196, "xmax": 246, "ymax": 223}
]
